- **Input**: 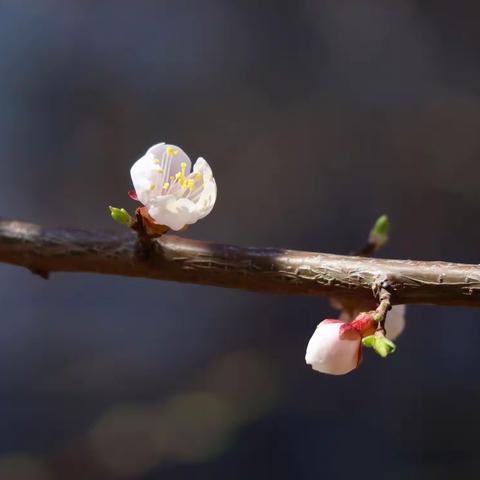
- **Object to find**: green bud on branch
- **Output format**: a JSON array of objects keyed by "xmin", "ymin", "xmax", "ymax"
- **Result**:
[
  {"xmin": 109, "ymin": 206, "xmax": 134, "ymax": 227},
  {"xmin": 368, "ymin": 214, "xmax": 390, "ymax": 250}
]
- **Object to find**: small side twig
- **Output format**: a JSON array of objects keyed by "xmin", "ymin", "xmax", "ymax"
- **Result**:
[
  {"xmin": 361, "ymin": 282, "xmax": 396, "ymax": 357},
  {"xmin": 372, "ymin": 283, "xmax": 392, "ymax": 335},
  {"xmin": 352, "ymin": 241, "xmax": 377, "ymax": 257}
]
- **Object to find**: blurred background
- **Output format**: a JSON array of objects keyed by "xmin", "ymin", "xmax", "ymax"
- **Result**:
[{"xmin": 1, "ymin": 0, "xmax": 480, "ymax": 478}]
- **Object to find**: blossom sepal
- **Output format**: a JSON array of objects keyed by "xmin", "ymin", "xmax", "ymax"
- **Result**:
[
  {"xmin": 135, "ymin": 207, "xmax": 170, "ymax": 237},
  {"xmin": 362, "ymin": 333, "xmax": 396, "ymax": 358},
  {"xmin": 128, "ymin": 189, "xmax": 139, "ymax": 201},
  {"xmin": 109, "ymin": 206, "xmax": 134, "ymax": 227},
  {"xmin": 350, "ymin": 312, "xmax": 376, "ymax": 336}
]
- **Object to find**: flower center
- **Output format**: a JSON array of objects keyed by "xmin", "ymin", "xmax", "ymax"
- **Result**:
[
  {"xmin": 165, "ymin": 162, "xmax": 203, "ymax": 197},
  {"xmin": 150, "ymin": 147, "xmax": 204, "ymax": 199}
]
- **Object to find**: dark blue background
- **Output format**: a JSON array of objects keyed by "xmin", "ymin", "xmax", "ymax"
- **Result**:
[{"xmin": 0, "ymin": 1, "xmax": 479, "ymax": 478}]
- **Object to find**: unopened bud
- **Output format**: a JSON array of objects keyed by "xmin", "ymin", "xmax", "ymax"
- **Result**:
[
  {"xmin": 369, "ymin": 214, "xmax": 389, "ymax": 249},
  {"xmin": 109, "ymin": 206, "xmax": 134, "ymax": 227}
]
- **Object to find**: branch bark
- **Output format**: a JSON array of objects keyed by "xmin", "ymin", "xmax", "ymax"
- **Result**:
[{"xmin": 0, "ymin": 219, "xmax": 479, "ymax": 307}]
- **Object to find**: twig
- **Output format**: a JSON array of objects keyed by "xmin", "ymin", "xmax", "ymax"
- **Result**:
[
  {"xmin": 351, "ymin": 241, "xmax": 377, "ymax": 257},
  {"xmin": 1, "ymin": 219, "xmax": 480, "ymax": 307},
  {"xmin": 372, "ymin": 285, "xmax": 392, "ymax": 334}
]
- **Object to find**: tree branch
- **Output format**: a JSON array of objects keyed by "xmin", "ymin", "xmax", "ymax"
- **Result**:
[{"xmin": 0, "ymin": 220, "xmax": 479, "ymax": 307}]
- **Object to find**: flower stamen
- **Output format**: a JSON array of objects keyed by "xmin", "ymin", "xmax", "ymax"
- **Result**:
[{"xmin": 166, "ymin": 146, "xmax": 179, "ymax": 156}]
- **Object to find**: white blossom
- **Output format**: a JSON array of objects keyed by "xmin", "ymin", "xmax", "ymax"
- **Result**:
[
  {"xmin": 305, "ymin": 320, "xmax": 362, "ymax": 375},
  {"xmin": 130, "ymin": 142, "xmax": 217, "ymax": 231}
]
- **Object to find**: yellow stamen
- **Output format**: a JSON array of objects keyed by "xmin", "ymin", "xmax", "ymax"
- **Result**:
[
  {"xmin": 187, "ymin": 179, "xmax": 195, "ymax": 191},
  {"xmin": 170, "ymin": 162, "xmax": 188, "ymax": 188},
  {"xmin": 149, "ymin": 184, "xmax": 156, "ymax": 191},
  {"xmin": 163, "ymin": 182, "xmax": 170, "ymax": 190},
  {"xmin": 166, "ymin": 146, "xmax": 179, "ymax": 156},
  {"xmin": 153, "ymin": 158, "xmax": 161, "ymax": 165}
]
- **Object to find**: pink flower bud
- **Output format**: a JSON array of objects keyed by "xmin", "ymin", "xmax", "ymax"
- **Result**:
[{"xmin": 305, "ymin": 320, "xmax": 363, "ymax": 375}]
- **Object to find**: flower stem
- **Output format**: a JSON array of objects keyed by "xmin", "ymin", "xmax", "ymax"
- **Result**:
[{"xmin": 373, "ymin": 286, "xmax": 392, "ymax": 335}]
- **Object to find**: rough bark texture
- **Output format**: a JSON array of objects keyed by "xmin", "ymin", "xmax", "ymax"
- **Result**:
[{"xmin": 1, "ymin": 220, "xmax": 480, "ymax": 307}]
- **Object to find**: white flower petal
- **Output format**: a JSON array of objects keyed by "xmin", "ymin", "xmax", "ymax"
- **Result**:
[
  {"xmin": 148, "ymin": 196, "xmax": 196, "ymax": 231},
  {"xmin": 385, "ymin": 305, "xmax": 406, "ymax": 340},
  {"xmin": 193, "ymin": 157, "xmax": 217, "ymax": 217},
  {"xmin": 193, "ymin": 156, "xmax": 212, "ymax": 176},
  {"xmin": 305, "ymin": 320, "xmax": 361, "ymax": 375},
  {"xmin": 147, "ymin": 143, "xmax": 191, "ymax": 182},
  {"xmin": 130, "ymin": 143, "xmax": 191, "ymax": 205}
]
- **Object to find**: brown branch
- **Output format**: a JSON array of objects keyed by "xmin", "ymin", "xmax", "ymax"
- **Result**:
[{"xmin": 0, "ymin": 219, "xmax": 480, "ymax": 307}]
